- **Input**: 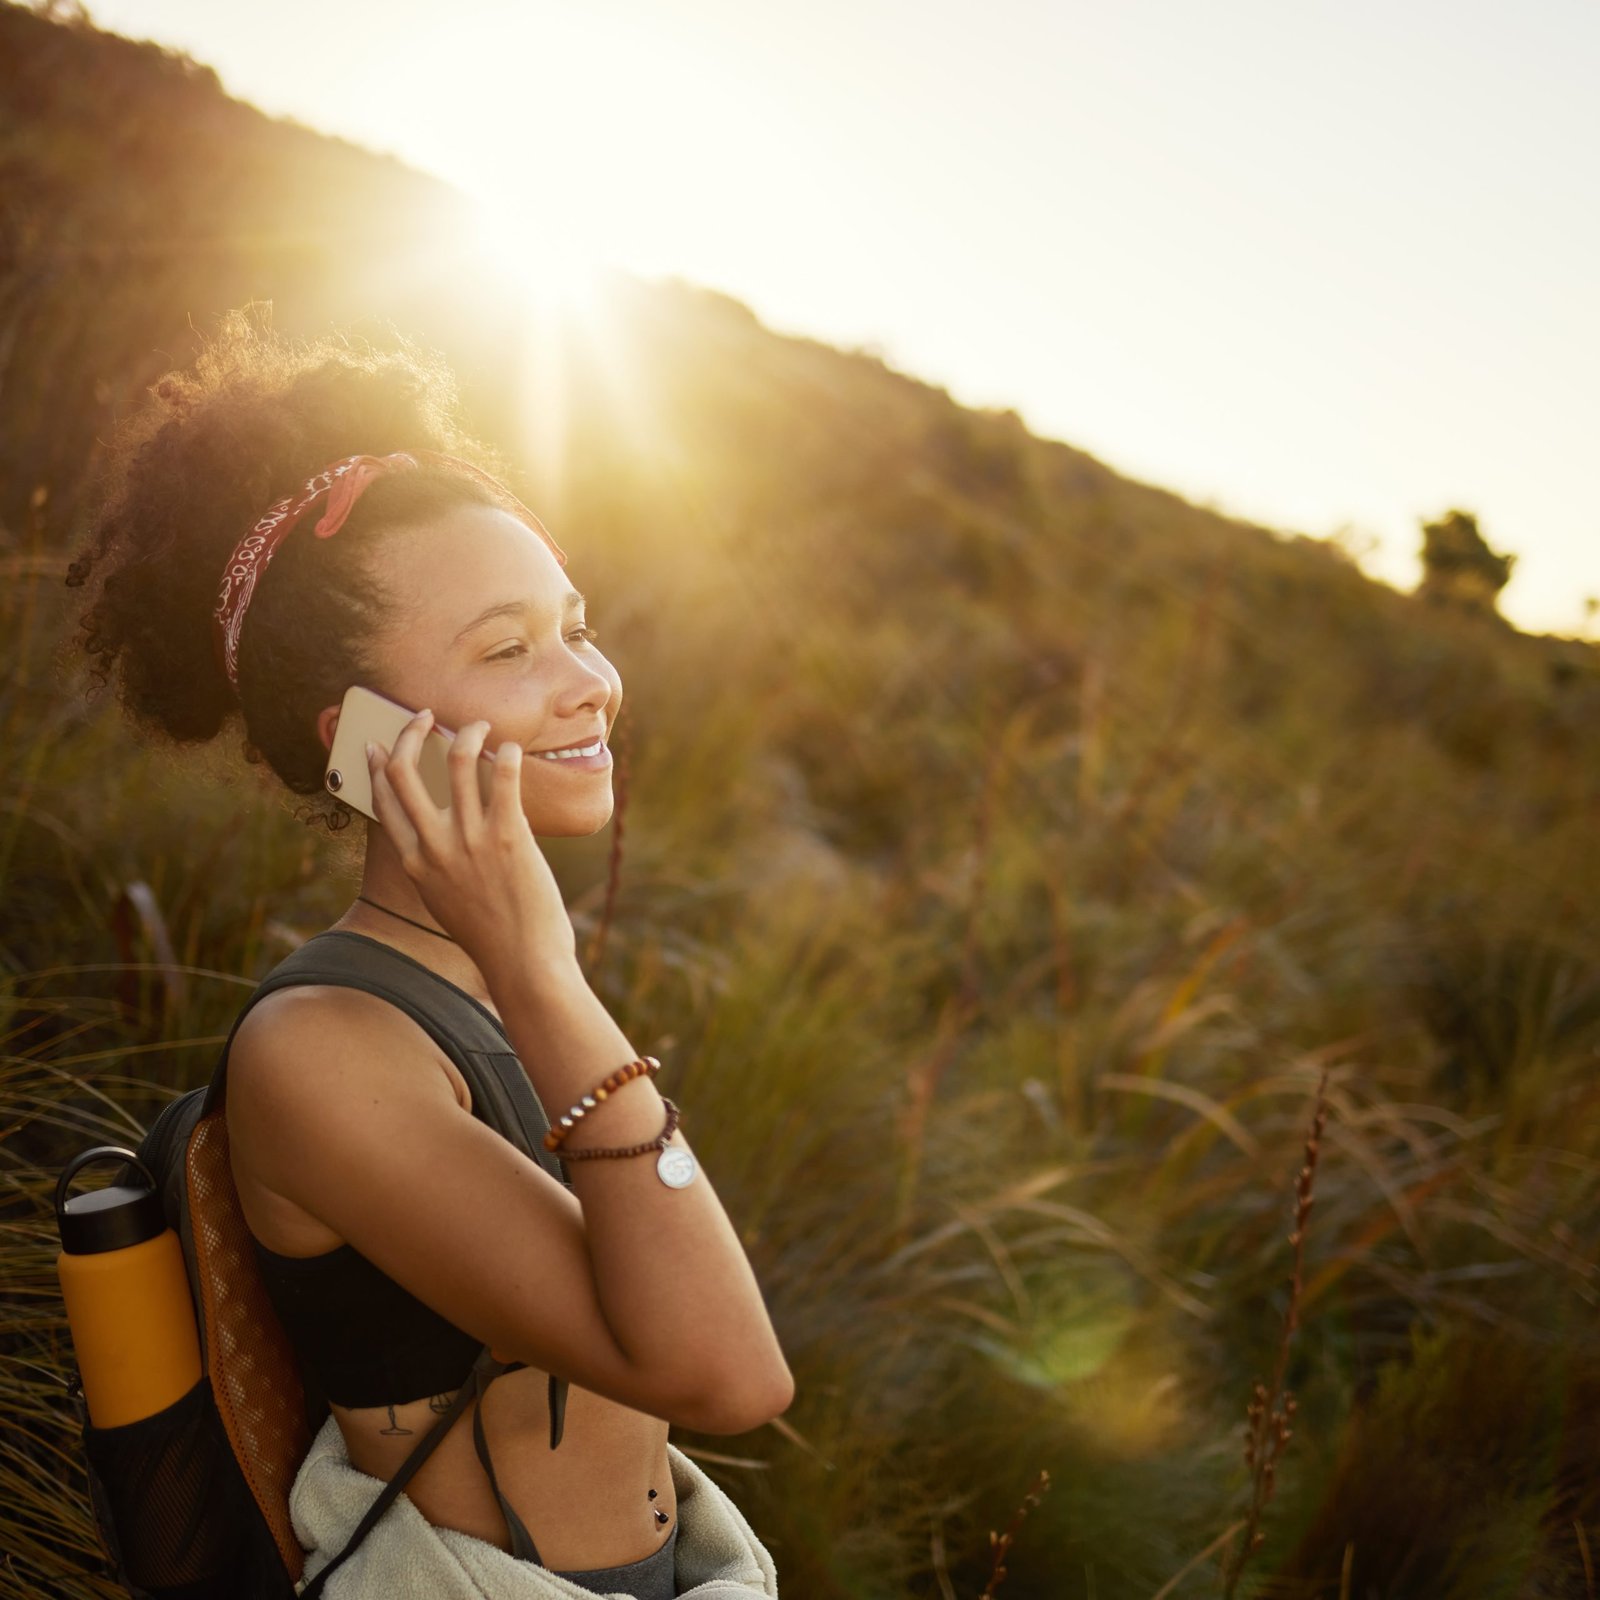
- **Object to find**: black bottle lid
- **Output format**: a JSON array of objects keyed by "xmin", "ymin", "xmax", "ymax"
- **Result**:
[{"xmin": 55, "ymin": 1146, "xmax": 167, "ymax": 1256}]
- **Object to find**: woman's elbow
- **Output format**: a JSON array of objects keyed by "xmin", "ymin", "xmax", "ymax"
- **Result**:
[{"xmin": 680, "ymin": 1365, "xmax": 795, "ymax": 1436}]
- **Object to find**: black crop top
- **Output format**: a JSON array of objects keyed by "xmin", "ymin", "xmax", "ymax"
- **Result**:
[
  {"xmin": 250, "ymin": 1233, "xmax": 483, "ymax": 1408},
  {"xmin": 238, "ymin": 930, "xmax": 534, "ymax": 1411}
]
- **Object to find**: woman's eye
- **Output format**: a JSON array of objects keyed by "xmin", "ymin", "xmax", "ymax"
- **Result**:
[{"xmin": 486, "ymin": 627, "xmax": 597, "ymax": 663}]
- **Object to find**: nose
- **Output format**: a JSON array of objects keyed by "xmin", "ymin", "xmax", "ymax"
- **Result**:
[{"xmin": 553, "ymin": 649, "xmax": 616, "ymax": 719}]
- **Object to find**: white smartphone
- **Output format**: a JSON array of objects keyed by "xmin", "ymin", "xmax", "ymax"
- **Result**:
[{"xmin": 324, "ymin": 684, "xmax": 496, "ymax": 823}]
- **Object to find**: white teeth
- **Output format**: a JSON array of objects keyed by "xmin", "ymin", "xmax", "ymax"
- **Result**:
[{"xmin": 538, "ymin": 739, "xmax": 603, "ymax": 760}]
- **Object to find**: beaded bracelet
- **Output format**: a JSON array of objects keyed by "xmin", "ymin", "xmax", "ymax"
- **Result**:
[
  {"xmin": 558, "ymin": 1098, "xmax": 697, "ymax": 1189},
  {"xmin": 559, "ymin": 1096, "xmax": 681, "ymax": 1160},
  {"xmin": 544, "ymin": 1055, "xmax": 661, "ymax": 1152},
  {"xmin": 543, "ymin": 1054, "xmax": 695, "ymax": 1188}
]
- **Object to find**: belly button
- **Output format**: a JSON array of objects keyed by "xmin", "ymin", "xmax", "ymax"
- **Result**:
[{"xmin": 648, "ymin": 1487, "xmax": 669, "ymax": 1526}]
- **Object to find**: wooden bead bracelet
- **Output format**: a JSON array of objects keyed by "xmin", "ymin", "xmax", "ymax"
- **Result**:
[
  {"xmin": 544, "ymin": 1055, "xmax": 696, "ymax": 1188},
  {"xmin": 559, "ymin": 1096, "xmax": 681, "ymax": 1161},
  {"xmin": 543, "ymin": 1055, "xmax": 661, "ymax": 1152}
]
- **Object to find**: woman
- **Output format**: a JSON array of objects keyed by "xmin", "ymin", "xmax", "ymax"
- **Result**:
[{"xmin": 66, "ymin": 310, "xmax": 793, "ymax": 1598}]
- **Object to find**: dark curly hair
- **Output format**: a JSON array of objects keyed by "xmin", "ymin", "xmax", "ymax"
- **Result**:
[{"xmin": 64, "ymin": 302, "xmax": 535, "ymax": 834}]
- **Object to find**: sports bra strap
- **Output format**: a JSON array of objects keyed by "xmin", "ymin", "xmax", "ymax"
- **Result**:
[
  {"xmin": 206, "ymin": 928, "xmax": 570, "ymax": 1193},
  {"xmin": 298, "ymin": 1347, "xmax": 532, "ymax": 1596},
  {"xmin": 471, "ymin": 1352, "xmax": 545, "ymax": 1563}
]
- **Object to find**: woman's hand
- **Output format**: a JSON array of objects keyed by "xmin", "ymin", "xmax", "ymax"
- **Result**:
[{"xmin": 365, "ymin": 707, "xmax": 578, "ymax": 979}]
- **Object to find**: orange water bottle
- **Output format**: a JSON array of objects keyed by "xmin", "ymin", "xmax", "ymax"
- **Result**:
[{"xmin": 55, "ymin": 1145, "xmax": 203, "ymax": 1427}]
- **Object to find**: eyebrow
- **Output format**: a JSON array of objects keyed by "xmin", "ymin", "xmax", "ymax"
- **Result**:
[{"xmin": 452, "ymin": 590, "xmax": 586, "ymax": 646}]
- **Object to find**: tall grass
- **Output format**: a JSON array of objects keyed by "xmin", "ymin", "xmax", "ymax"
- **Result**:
[{"xmin": 5, "ymin": 324, "xmax": 1600, "ymax": 1596}]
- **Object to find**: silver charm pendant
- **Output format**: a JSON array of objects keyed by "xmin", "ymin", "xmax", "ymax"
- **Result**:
[{"xmin": 656, "ymin": 1145, "xmax": 697, "ymax": 1188}]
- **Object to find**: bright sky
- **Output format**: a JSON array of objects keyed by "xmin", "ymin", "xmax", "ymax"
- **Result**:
[{"xmin": 83, "ymin": 0, "xmax": 1600, "ymax": 637}]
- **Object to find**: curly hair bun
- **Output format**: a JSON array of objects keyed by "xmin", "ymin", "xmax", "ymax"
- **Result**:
[{"xmin": 65, "ymin": 303, "xmax": 521, "ymax": 831}]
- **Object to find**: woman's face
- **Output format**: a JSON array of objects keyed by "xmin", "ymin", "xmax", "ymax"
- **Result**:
[{"xmin": 323, "ymin": 501, "xmax": 623, "ymax": 837}]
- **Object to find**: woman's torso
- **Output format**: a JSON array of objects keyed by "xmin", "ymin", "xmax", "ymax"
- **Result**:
[{"xmin": 227, "ymin": 978, "xmax": 679, "ymax": 1574}]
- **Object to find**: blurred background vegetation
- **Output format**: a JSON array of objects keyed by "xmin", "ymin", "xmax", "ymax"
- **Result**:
[{"xmin": 3, "ymin": 3, "xmax": 1597, "ymax": 1596}]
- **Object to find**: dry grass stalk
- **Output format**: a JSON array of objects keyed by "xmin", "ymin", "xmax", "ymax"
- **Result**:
[
  {"xmin": 975, "ymin": 1466, "xmax": 1050, "ymax": 1600},
  {"xmin": 893, "ymin": 715, "xmax": 1004, "ymax": 1244},
  {"xmin": 1219, "ymin": 1062, "xmax": 1331, "ymax": 1597}
]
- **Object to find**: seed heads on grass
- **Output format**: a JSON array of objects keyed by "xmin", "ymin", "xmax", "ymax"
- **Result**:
[
  {"xmin": 976, "ymin": 1467, "xmax": 1050, "ymax": 1600},
  {"xmin": 1219, "ymin": 1064, "xmax": 1329, "ymax": 1598}
]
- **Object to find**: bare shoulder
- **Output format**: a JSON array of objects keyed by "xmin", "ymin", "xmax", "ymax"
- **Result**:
[
  {"xmin": 228, "ymin": 984, "xmax": 472, "ymax": 1120},
  {"xmin": 219, "ymin": 971, "xmax": 771, "ymax": 1434},
  {"xmin": 226, "ymin": 984, "xmax": 473, "ymax": 1239}
]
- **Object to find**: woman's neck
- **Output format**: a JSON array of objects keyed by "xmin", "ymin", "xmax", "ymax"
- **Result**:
[{"xmin": 328, "ymin": 831, "xmax": 496, "ymax": 1005}]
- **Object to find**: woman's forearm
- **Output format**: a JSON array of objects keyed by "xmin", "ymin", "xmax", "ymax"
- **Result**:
[{"xmin": 482, "ymin": 953, "xmax": 794, "ymax": 1428}]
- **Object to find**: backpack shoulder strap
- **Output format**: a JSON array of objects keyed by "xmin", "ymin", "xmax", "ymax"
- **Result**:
[
  {"xmin": 204, "ymin": 927, "xmax": 572, "ymax": 1435},
  {"xmin": 202, "ymin": 929, "xmax": 571, "ymax": 1191},
  {"xmin": 206, "ymin": 929, "xmax": 577, "ymax": 1595}
]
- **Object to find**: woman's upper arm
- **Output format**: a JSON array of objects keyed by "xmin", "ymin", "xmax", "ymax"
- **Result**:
[{"xmin": 224, "ymin": 987, "xmax": 716, "ymax": 1430}]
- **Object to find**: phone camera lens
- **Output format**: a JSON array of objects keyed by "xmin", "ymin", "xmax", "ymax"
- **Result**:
[{"xmin": 326, "ymin": 769, "xmax": 343, "ymax": 792}]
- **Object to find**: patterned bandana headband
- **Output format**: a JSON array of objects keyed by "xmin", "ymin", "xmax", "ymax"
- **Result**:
[{"xmin": 211, "ymin": 449, "xmax": 568, "ymax": 692}]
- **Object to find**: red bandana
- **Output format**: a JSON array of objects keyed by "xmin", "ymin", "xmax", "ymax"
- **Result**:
[{"xmin": 211, "ymin": 449, "xmax": 567, "ymax": 691}]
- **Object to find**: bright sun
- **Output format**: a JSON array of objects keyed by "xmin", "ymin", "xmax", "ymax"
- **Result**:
[
  {"xmin": 447, "ymin": 183, "xmax": 671, "ymax": 501},
  {"xmin": 463, "ymin": 190, "xmax": 612, "ymax": 331}
]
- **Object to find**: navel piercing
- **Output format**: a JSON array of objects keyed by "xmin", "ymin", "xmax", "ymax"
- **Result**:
[{"xmin": 648, "ymin": 1487, "xmax": 670, "ymax": 1526}]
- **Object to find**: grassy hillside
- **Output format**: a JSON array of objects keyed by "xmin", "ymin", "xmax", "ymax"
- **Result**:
[{"xmin": 3, "ymin": 3, "xmax": 1598, "ymax": 1596}]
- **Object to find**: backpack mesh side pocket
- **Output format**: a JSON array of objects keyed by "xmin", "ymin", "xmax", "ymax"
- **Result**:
[{"xmin": 79, "ymin": 1371, "xmax": 267, "ymax": 1599}]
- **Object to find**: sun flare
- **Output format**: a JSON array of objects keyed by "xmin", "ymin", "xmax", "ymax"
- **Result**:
[{"xmin": 464, "ymin": 191, "xmax": 612, "ymax": 332}]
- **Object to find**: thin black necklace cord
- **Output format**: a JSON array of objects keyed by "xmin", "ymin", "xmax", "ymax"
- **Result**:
[{"xmin": 355, "ymin": 894, "xmax": 456, "ymax": 943}]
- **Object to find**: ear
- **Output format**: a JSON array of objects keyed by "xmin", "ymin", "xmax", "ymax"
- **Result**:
[{"xmin": 317, "ymin": 703, "xmax": 341, "ymax": 754}]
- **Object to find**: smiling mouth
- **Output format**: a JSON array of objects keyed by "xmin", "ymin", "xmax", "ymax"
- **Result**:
[{"xmin": 532, "ymin": 738, "xmax": 607, "ymax": 762}]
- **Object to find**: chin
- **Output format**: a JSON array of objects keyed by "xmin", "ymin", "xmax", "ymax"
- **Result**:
[{"xmin": 524, "ymin": 797, "xmax": 615, "ymax": 838}]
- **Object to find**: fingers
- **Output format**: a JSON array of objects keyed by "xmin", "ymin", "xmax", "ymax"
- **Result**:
[
  {"xmin": 488, "ymin": 738, "xmax": 525, "ymax": 831},
  {"xmin": 367, "ymin": 735, "xmax": 420, "ymax": 859},
  {"xmin": 370, "ymin": 708, "xmax": 526, "ymax": 884},
  {"xmin": 368, "ymin": 707, "xmax": 435, "ymax": 867},
  {"xmin": 446, "ymin": 717, "xmax": 493, "ymax": 839}
]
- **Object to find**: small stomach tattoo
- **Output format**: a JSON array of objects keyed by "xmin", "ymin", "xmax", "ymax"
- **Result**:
[
  {"xmin": 379, "ymin": 1403, "xmax": 414, "ymax": 1436},
  {"xmin": 375, "ymin": 1397, "xmax": 674, "ymax": 1530}
]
